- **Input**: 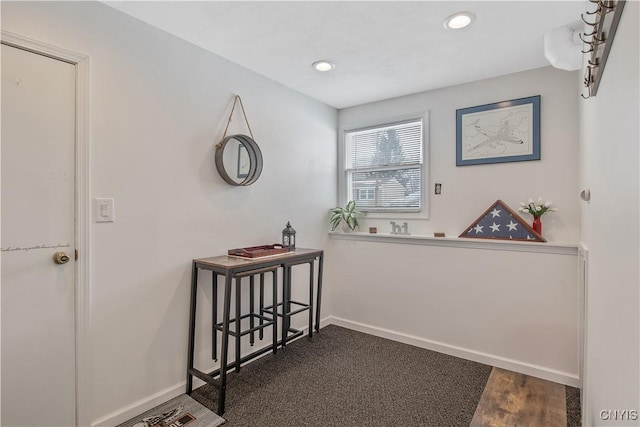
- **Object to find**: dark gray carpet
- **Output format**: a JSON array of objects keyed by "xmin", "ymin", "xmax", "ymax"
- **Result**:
[
  {"xmin": 191, "ymin": 325, "xmax": 493, "ymax": 427},
  {"xmin": 566, "ymin": 386, "xmax": 582, "ymax": 427}
]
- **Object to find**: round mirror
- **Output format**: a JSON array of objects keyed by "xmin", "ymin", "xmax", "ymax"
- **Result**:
[{"xmin": 215, "ymin": 134, "xmax": 263, "ymax": 186}]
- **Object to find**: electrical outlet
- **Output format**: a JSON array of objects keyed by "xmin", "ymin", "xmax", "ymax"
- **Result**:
[{"xmin": 435, "ymin": 183, "xmax": 442, "ymax": 195}]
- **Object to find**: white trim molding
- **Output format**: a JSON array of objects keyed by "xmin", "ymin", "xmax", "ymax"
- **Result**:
[
  {"xmin": 90, "ymin": 382, "xmax": 184, "ymax": 427},
  {"xmin": 578, "ymin": 243, "xmax": 589, "ymax": 427},
  {"xmin": 1, "ymin": 30, "xmax": 92, "ymax": 427},
  {"xmin": 329, "ymin": 231, "xmax": 579, "ymax": 256}
]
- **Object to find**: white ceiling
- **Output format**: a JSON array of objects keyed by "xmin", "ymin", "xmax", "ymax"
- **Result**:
[{"xmin": 105, "ymin": 1, "xmax": 585, "ymax": 109}]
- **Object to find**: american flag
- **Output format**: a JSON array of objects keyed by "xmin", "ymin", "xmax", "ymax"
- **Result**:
[{"xmin": 459, "ymin": 200, "xmax": 545, "ymax": 242}]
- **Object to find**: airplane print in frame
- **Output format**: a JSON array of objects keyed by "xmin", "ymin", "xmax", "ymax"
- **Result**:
[{"xmin": 456, "ymin": 95, "xmax": 540, "ymax": 166}]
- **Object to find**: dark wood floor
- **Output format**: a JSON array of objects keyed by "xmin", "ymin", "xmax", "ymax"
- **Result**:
[{"xmin": 471, "ymin": 368, "xmax": 569, "ymax": 427}]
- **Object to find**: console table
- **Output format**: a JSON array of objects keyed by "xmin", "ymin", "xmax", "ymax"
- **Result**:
[{"xmin": 186, "ymin": 248, "xmax": 324, "ymax": 415}]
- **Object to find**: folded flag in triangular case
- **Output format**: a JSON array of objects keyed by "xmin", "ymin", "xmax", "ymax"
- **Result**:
[{"xmin": 459, "ymin": 200, "xmax": 545, "ymax": 242}]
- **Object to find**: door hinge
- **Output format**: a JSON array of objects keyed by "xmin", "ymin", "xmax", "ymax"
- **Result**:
[{"xmin": 75, "ymin": 249, "xmax": 78, "ymax": 261}]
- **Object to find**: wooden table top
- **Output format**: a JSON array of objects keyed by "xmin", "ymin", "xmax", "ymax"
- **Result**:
[{"xmin": 194, "ymin": 247, "xmax": 323, "ymax": 271}]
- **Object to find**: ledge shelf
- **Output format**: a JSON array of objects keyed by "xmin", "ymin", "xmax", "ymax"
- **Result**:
[{"xmin": 328, "ymin": 231, "xmax": 579, "ymax": 256}]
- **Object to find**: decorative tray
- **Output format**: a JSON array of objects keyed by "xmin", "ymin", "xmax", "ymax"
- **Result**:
[{"xmin": 228, "ymin": 244, "xmax": 290, "ymax": 258}]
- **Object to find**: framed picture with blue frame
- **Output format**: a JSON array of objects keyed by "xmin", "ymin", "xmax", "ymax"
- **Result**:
[{"xmin": 456, "ymin": 95, "xmax": 540, "ymax": 166}]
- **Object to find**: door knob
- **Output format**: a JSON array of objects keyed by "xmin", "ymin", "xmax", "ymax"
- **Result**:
[{"xmin": 53, "ymin": 251, "xmax": 70, "ymax": 265}]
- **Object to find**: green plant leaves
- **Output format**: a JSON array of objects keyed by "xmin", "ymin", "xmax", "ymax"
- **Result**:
[{"xmin": 328, "ymin": 200, "xmax": 364, "ymax": 231}]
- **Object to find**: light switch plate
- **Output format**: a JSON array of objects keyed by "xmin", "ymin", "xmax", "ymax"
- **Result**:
[{"xmin": 95, "ymin": 198, "xmax": 115, "ymax": 222}]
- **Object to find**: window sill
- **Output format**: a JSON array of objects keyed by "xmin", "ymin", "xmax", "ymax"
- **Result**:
[{"xmin": 328, "ymin": 231, "xmax": 579, "ymax": 255}]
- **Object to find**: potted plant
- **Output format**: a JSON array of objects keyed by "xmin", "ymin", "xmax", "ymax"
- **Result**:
[{"xmin": 329, "ymin": 200, "xmax": 364, "ymax": 231}]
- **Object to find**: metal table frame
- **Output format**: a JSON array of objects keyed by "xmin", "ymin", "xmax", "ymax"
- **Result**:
[{"xmin": 186, "ymin": 248, "xmax": 324, "ymax": 415}]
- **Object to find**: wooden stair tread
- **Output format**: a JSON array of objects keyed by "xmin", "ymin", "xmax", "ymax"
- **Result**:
[{"xmin": 470, "ymin": 367, "xmax": 567, "ymax": 427}]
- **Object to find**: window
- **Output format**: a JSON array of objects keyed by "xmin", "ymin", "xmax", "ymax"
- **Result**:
[
  {"xmin": 357, "ymin": 188, "xmax": 375, "ymax": 201},
  {"xmin": 343, "ymin": 118, "xmax": 424, "ymax": 213}
]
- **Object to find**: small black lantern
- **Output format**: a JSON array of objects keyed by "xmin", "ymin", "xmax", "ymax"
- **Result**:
[{"xmin": 282, "ymin": 221, "xmax": 296, "ymax": 250}]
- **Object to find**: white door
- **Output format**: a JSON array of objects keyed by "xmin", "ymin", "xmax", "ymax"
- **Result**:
[{"xmin": 1, "ymin": 43, "xmax": 77, "ymax": 427}]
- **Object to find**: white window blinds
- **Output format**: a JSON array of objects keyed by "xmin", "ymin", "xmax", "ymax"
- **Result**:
[{"xmin": 344, "ymin": 118, "xmax": 423, "ymax": 212}]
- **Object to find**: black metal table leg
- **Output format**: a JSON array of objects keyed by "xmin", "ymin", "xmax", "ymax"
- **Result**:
[
  {"xmin": 218, "ymin": 273, "xmax": 233, "ymax": 415},
  {"xmin": 315, "ymin": 254, "xmax": 324, "ymax": 332},
  {"xmin": 212, "ymin": 272, "xmax": 218, "ymax": 362},
  {"xmin": 259, "ymin": 273, "xmax": 265, "ymax": 341},
  {"xmin": 235, "ymin": 276, "xmax": 242, "ymax": 372},
  {"xmin": 249, "ymin": 275, "xmax": 255, "ymax": 346},
  {"xmin": 272, "ymin": 269, "xmax": 278, "ymax": 354},
  {"xmin": 186, "ymin": 262, "xmax": 198, "ymax": 394},
  {"xmin": 282, "ymin": 265, "xmax": 292, "ymax": 347},
  {"xmin": 308, "ymin": 260, "xmax": 314, "ymax": 338}
]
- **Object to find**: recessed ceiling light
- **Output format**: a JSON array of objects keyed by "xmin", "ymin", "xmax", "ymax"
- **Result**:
[
  {"xmin": 312, "ymin": 60, "xmax": 335, "ymax": 72},
  {"xmin": 443, "ymin": 12, "xmax": 475, "ymax": 30}
]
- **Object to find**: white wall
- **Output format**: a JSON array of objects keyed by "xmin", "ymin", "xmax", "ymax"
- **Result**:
[
  {"xmin": 580, "ymin": 1, "xmax": 640, "ymax": 425},
  {"xmin": 339, "ymin": 66, "xmax": 580, "ymax": 243},
  {"xmin": 326, "ymin": 237, "xmax": 580, "ymax": 385},
  {"xmin": 327, "ymin": 67, "xmax": 582, "ymax": 384},
  {"xmin": 1, "ymin": 1, "xmax": 337, "ymax": 425}
]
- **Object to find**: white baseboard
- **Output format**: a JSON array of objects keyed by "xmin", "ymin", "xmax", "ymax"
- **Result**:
[
  {"xmin": 326, "ymin": 316, "xmax": 580, "ymax": 387},
  {"xmin": 91, "ymin": 382, "xmax": 185, "ymax": 427}
]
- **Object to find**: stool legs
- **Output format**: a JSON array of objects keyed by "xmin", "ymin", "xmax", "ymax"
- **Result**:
[{"xmin": 281, "ymin": 261, "xmax": 315, "ymax": 346}]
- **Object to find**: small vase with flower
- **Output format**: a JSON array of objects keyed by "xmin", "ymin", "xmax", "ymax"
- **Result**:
[{"xmin": 518, "ymin": 197, "xmax": 558, "ymax": 237}]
